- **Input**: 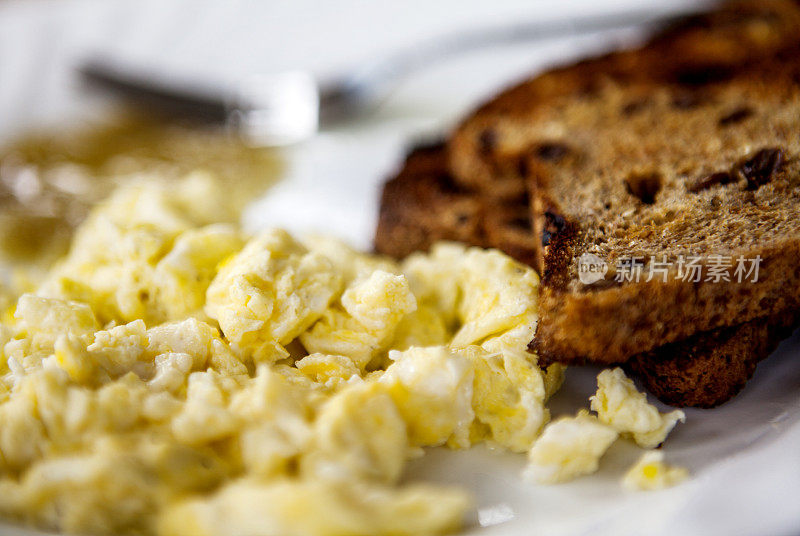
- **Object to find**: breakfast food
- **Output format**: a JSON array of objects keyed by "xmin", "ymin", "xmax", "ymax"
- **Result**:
[
  {"xmin": 375, "ymin": 140, "xmax": 536, "ymax": 267},
  {"xmin": 375, "ymin": 140, "xmax": 488, "ymax": 259},
  {"xmin": 627, "ymin": 314, "xmax": 799, "ymax": 407},
  {"xmin": 375, "ymin": 142, "xmax": 795, "ymax": 407},
  {"xmin": 450, "ymin": 0, "xmax": 800, "ymax": 361},
  {"xmin": 622, "ymin": 451, "xmax": 689, "ymax": 491},
  {"xmin": 520, "ymin": 51, "xmax": 800, "ymax": 367},
  {"xmin": 590, "ymin": 368, "xmax": 684, "ymax": 449},
  {"xmin": 525, "ymin": 410, "xmax": 618, "ymax": 484},
  {"xmin": 0, "ymin": 113, "xmax": 282, "ymax": 272},
  {"xmin": 526, "ymin": 368, "xmax": 688, "ymax": 485},
  {"xmin": 376, "ymin": 0, "xmax": 800, "ymax": 407},
  {"xmin": 0, "ymin": 175, "xmax": 685, "ymax": 535}
]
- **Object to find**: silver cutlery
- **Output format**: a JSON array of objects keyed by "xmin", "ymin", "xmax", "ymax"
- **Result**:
[{"xmin": 79, "ymin": 7, "xmax": 701, "ymax": 146}]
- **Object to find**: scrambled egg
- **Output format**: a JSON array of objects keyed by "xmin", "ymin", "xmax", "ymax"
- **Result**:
[
  {"xmin": 464, "ymin": 345, "xmax": 549, "ymax": 453},
  {"xmin": 0, "ymin": 176, "xmax": 689, "ymax": 536},
  {"xmin": 37, "ymin": 173, "xmax": 238, "ymax": 326},
  {"xmin": 300, "ymin": 271, "xmax": 416, "ymax": 369},
  {"xmin": 380, "ymin": 346, "xmax": 474, "ymax": 449},
  {"xmin": 159, "ymin": 477, "xmax": 470, "ymax": 536},
  {"xmin": 590, "ymin": 368, "xmax": 686, "ymax": 449},
  {"xmin": 0, "ymin": 177, "xmax": 561, "ymax": 536},
  {"xmin": 525, "ymin": 368, "xmax": 687, "ymax": 485},
  {"xmin": 205, "ymin": 229, "xmax": 341, "ymax": 362},
  {"xmin": 401, "ymin": 243, "xmax": 540, "ymax": 350},
  {"xmin": 525, "ymin": 410, "xmax": 619, "ymax": 484},
  {"xmin": 622, "ymin": 451, "xmax": 689, "ymax": 491}
]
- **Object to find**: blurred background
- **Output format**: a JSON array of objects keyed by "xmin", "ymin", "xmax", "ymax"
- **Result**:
[
  {"xmin": 0, "ymin": 0, "xmax": 700, "ymax": 259},
  {"xmin": 0, "ymin": 0, "xmax": 701, "ymax": 133}
]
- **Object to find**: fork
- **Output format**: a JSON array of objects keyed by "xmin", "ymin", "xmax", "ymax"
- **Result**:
[{"xmin": 79, "ymin": 7, "xmax": 699, "ymax": 146}]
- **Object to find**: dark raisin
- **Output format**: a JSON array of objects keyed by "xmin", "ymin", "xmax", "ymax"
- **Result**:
[
  {"xmin": 455, "ymin": 213, "xmax": 470, "ymax": 225},
  {"xmin": 534, "ymin": 143, "xmax": 570, "ymax": 162},
  {"xmin": 544, "ymin": 210, "xmax": 566, "ymax": 231},
  {"xmin": 409, "ymin": 138, "xmax": 445, "ymax": 155},
  {"xmin": 578, "ymin": 80, "xmax": 600, "ymax": 98},
  {"xmin": 541, "ymin": 210, "xmax": 568, "ymax": 247},
  {"xmin": 735, "ymin": 148, "xmax": 785, "ymax": 190},
  {"xmin": 687, "ymin": 171, "xmax": 735, "ymax": 192},
  {"xmin": 478, "ymin": 129, "xmax": 497, "ymax": 154},
  {"xmin": 541, "ymin": 229, "xmax": 552, "ymax": 246},
  {"xmin": 673, "ymin": 63, "xmax": 734, "ymax": 86},
  {"xmin": 718, "ymin": 107, "xmax": 753, "ymax": 126},
  {"xmin": 625, "ymin": 172, "xmax": 662, "ymax": 204},
  {"xmin": 653, "ymin": 13, "xmax": 711, "ymax": 39},
  {"xmin": 436, "ymin": 173, "xmax": 469, "ymax": 195}
]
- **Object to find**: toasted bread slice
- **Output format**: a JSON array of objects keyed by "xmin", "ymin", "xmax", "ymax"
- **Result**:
[
  {"xmin": 449, "ymin": 0, "xmax": 800, "ymax": 191},
  {"xmin": 628, "ymin": 313, "xmax": 798, "ymax": 407},
  {"xmin": 376, "ymin": 141, "xmax": 540, "ymax": 266},
  {"xmin": 374, "ymin": 143, "xmax": 797, "ymax": 407},
  {"xmin": 445, "ymin": 0, "xmax": 800, "ymax": 365},
  {"xmin": 529, "ymin": 38, "xmax": 800, "ymax": 365},
  {"xmin": 529, "ymin": 61, "xmax": 800, "ymax": 364},
  {"xmin": 375, "ymin": 140, "xmax": 487, "ymax": 258},
  {"xmin": 376, "ymin": 140, "xmax": 540, "ymax": 265}
]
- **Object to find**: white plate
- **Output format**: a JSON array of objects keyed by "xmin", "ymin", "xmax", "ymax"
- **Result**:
[{"xmin": 1, "ymin": 1, "xmax": 799, "ymax": 535}]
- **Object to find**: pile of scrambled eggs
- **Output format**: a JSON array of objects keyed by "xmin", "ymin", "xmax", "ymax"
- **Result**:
[{"xmin": 0, "ymin": 175, "xmax": 687, "ymax": 536}]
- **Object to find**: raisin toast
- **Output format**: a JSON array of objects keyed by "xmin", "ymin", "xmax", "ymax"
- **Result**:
[
  {"xmin": 377, "ymin": 141, "xmax": 537, "ymax": 266},
  {"xmin": 375, "ymin": 140, "xmax": 488, "ymax": 258},
  {"xmin": 449, "ymin": 0, "xmax": 800, "ymax": 192},
  {"xmin": 529, "ymin": 60, "xmax": 800, "ymax": 365},
  {"xmin": 445, "ymin": 0, "xmax": 800, "ymax": 365},
  {"xmin": 375, "ymin": 143, "xmax": 794, "ymax": 407},
  {"xmin": 628, "ymin": 314, "xmax": 798, "ymax": 407}
]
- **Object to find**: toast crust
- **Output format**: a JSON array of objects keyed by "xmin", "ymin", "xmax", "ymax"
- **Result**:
[{"xmin": 534, "ymin": 243, "xmax": 800, "ymax": 365}]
